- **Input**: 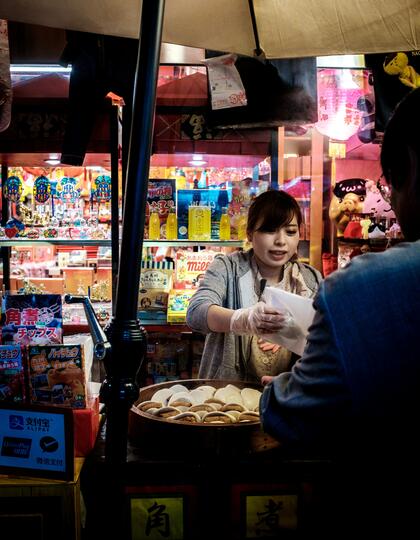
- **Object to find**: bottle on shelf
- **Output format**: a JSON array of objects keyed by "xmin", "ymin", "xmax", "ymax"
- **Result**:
[
  {"xmin": 237, "ymin": 210, "xmax": 248, "ymax": 240},
  {"xmin": 188, "ymin": 202, "xmax": 211, "ymax": 241},
  {"xmin": 165, "ymin": 207, "xmax": 178, "ymax": 240},
  {"xmin": 175, "ymin": 169, "xmax": 187, "ymax": 190},
  {"xmin": 219, "ymin": 207, "xmax": 231, "ymax": 240},
  {"xmin": 148, "ymin": 206, "xmax": 161, "ymax": 240}
]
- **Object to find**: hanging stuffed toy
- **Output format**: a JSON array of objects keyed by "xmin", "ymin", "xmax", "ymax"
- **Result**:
[
  {"xmin": 33, "ymin": 176, "xmax": 51, "ymax": 204},
  {"xmin": 4, "ymin": 175, "xmax": 22, "ymax": 202},
  {"xmin": 383, "ymin": 52, "xmax": 420, "ymax": 89},
  {"xmin": 362, "ymin": 180, "xmax": 396, "ymax": 219},
  {"xmin": 92, "ymin": 175, "xmax": 111, "ymax": 224},
  {"xmin": 92, "ymin": 175, "xmax": 111, "ymax": 202},
  {"xmin": 57, "ymin": 176, "xmax": 81, "ymax": 203}
]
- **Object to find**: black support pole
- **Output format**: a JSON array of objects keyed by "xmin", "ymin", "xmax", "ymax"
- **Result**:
[
  {"xmin": 1, "ymin": 163, "xmax": 11, "ymax": 291},
  {"xmin": 109, "ymin": 104, "xmax": 120, "ymax": 311},
  {"xmin": 270, "ymin": 129, "xmax": 279, "ymax": 190},
  {"xmin": 101, "ymin": 0, "xmax": 166, "ymax": 465}
]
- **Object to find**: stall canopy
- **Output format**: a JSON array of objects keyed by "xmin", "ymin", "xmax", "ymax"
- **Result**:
[{"xmin": 1, "ymin": 0, "xmax": 419, "ymax": 59}]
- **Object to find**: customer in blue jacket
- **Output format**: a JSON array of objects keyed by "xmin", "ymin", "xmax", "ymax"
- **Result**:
[{"xmin": 261, "ymin": 88, "xmax": 420, "ymax": 536}]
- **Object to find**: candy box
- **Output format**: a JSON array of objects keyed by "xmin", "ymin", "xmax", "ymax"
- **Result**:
[
  {"xmin": 167, "ymin": 289, "xmax": 196, "ymax": 323},
  {"xmin": 0, "ymin": 345, "xmax": 25, "ymax": 403},
  {"xmin": 138, "ymin": 289, "xmax": 169, "ymax": 311},
  {"xmin": 145, "ymin": 179, "xmax": 176, "ymax": 239},
  {"xmin": 1, "ymin": 294, "xmax": 63, "ymax": 346},
  {"xmin": 27, "ymin": 344, "xmax": 87, "ymax": 408},
  {"xmin": 174, "ymin": 250, "xmax": 217, "ymax": 288},
  {"xmin": 138, "ymin": 261, "xmax": 174, "ymax": 319}
]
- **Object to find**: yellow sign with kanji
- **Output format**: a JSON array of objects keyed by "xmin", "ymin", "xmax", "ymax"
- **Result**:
[
  {"xmin": 131, "ymin": 496, "xmax": 183, "ymax": 540},
  {"xmin": 246, "ymin": 494, "xmax": 298, "ymax": 538}
]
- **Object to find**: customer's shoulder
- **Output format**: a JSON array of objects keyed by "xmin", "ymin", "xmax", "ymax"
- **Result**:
[
  {"xmin": 350, "ymin": 240, "xmax": 419, "ymax": 272},
  {"xmin": 325, "ymin": 241, "xmax": 420, "ymax": 291}
]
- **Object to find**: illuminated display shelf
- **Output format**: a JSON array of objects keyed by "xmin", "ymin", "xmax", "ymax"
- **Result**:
[
  {"xmin": 0, "ymin": 239, "xmax": 245, "ymax": 248},
  {"xmin": 0, "ymin": 239, "xmax": 112, "ymax": 247}
]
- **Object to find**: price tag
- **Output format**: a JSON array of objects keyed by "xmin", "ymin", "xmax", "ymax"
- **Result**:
[
  {"xmin": 131, "ymin": 496, "xmax": 184, "ymax": 540},
  {"xmin": 245, "ymin": 494, "xmax": 298, "ymax": 537},
  {"xmin": 127, "ymin": 484, "xmax": 197, "ymax": 540},
  {"xmin": 232, "ymin": 483, "xmax": 301, "ymax": 538}
]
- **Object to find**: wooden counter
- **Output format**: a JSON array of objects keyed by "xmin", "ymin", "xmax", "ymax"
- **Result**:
[{"xmin": 0, "ymin": 458, "xmax": 85, "ymax": 540}]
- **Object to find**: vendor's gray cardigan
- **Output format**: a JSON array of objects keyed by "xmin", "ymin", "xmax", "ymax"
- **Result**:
[{"xmin": 186, "ymin": 250, "xmax": 322, "ymax": 381}]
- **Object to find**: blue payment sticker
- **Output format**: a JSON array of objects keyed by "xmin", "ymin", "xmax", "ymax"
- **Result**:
[
  {"xmin": 9, "ymin": 414, "xmax": 25, "ymax": 430},
  {"xmin": 0, "ymin": 408, "xmax": 66, "ymax": 472}
]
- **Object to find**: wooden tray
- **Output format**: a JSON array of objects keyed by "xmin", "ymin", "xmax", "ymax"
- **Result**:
[{"xmin": 128, "ymin": 379, "xmax": 280, "ymax": 457}]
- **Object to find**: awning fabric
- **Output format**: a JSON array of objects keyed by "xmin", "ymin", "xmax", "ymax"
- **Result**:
[{"xmin": 1, "ymin": 0, "xmax": 419, "ymax": 59}]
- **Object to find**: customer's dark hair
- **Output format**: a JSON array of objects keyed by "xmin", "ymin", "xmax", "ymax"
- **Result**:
[
  {"xmin": 247, "ymin": 189, "xmax": 302, "ymax": 234},
  {"xmin": 381, "ymin": 87, "xmax": 420, "ymax": 190}
]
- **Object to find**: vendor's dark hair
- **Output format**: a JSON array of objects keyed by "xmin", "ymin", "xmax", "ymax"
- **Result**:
[
  {"xmin": 381, "ymin": 87, "xmax": 420, "ymax": 191},
  {"xmin": 247, "ymin": 189, "xmax": 302, "ymax": 233}
]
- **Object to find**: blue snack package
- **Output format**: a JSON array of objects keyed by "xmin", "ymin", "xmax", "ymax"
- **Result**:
[{"xmin": 0, "ymin": 345, "xmax": 25, "ymax": 403}]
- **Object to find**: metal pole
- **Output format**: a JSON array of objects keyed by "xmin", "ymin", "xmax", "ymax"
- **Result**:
[
  {"xmin": 102, "ymin": 0, "xmax": 165, "ymax": 465},
  {"xmin": 1, "ymin": 164, "xmax": 11, "ymax": 291},
  {"xmin": 109, "ymin": 104, "xmax": 120, "ymax": 311},
  {"xmin": 115, "ymin": 4, "xmax": 164, "ymax": 321},
  {"xmin": 270, "ymin": 129, "xmax": 279, "ymax": 190}
]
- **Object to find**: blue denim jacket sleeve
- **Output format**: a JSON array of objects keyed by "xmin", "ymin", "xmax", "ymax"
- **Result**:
[{"xmin": 260, "ymin": 283, "xmax": 352, "ymax": 448}]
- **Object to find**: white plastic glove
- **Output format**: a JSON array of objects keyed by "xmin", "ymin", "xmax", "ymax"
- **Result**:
[
  {"xmin": 230, "ymin": 302, "xmax": 286, "ymax": 336},
  {"xmin": 270, "ymin": 310, "xmax": 305, "ymax": 340},
  {"xmin": 259, "ymin": 309, "xmax": 306, "ymax": 356}
]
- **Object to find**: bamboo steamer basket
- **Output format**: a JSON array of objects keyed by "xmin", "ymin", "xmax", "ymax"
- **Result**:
[{"xmin": 128, "ymin": 379, "xmax": 280, "ymax": 457}]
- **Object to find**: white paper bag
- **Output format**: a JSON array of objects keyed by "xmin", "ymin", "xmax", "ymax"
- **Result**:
[{"xmin": 260, "ymin": 286, "xmax": 316, "ymax": 356}]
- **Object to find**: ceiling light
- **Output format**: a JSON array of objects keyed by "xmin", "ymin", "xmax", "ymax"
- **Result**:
[
  {"xmin": 188, "ymin": 155, "xmax": 207, "ymax": 166},
  {"xmin": 44, "ymin": 159, "xmax": 61, "ymax": 165},
  {"xmin": 10, "ymin": 64, "xmax": 72, "ymax": 73},
  {"xmin": 188, "ymin": 160, "xmax": 207, "ymax": 166},
  {"xmin": 316, "ymin": 55, "xmax": 365, "ymax": 68}
]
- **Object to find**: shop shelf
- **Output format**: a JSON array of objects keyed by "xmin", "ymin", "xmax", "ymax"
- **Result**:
[
  {"xmin": 63, "ymin": 321, "xmax": 191, "ymax": 334},
  {"xmin": 143, "ymin": 240, "xmax": 244, "ymax": 248},
  {"xmin": 0, "ymin": 239, "xmax": 244, "ymax": 248},
  {"xmin": 337, "ymin": 237, "xmax": 403, "ymax": 246},
  {"xmin": 0, "ymin": 239, "xmax": 112, "ymax": 247}
]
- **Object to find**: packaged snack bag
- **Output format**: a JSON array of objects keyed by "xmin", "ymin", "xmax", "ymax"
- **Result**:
[
  {"xmin": 0, "ymin": 345, "xmax": 25, "ymax": 403},
  {"xmin": 2, "ymin": 294, "xmax": 63, "ymax": 345},
  {"xmin": 167, "ymin": 289, "xmax": 196, "ymax": 323},
  {"xmin": 27, "ymin": 344, "xmax": 86, "ymax": 408}
]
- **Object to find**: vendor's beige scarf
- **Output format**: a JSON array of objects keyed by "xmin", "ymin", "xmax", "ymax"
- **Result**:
[
  {"xmin": 251, "ymin": 256, "xmax": 317, "ymax": 298},
  {"xmin": 246, "ymin": 257, "xmax": 318, "ymax": 381}
]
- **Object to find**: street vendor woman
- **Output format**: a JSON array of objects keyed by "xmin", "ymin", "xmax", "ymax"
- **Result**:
[{"xmin": 186, "ymin": 190, "xmax": 322, "ymax": 382}]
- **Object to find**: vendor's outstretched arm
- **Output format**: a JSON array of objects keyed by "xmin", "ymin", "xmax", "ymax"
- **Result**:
[{"xmin": 207, "ymin": 305, "xmax": 234, "ymax": 333}]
